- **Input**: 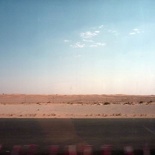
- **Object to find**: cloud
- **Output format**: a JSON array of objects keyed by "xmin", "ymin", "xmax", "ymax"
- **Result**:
[
  {"xmin": 82, "ymin": 39, "xmax": 94, "ymax": 42},
  {"xmin": 108, "ymin": 29, "xmax": 119, "ymax": 36},
  {"xmin": 129, "ymin": 32, "xmax": 136, "ymax": 35},
  {"xmin": 80, "ymin": 30, "xmax": 100, "ymax": 39},
  {"xmin": 133, "ymin": 28, "xmax": 141, "ymax": 33},
  {"xmin": 89, "ymin": 42, "xmax": 106, "ymax": 48},
  {"xmin": 70, "ymin": 42, "xmax": 85, "ymax": 48},
  {"xmin": 129, "ymin": 28, "xmax": 143, "ymax": 35},
  {"xmin": 64, "ymin": 39, "xmax": 70, "ymax": 43},
  {"xmin": 70, "ymin": 42, "xmax": 106, "ymax": 48},
  {"xmin": 99, "ymin": 25, "xmax": 104, "ymax": 29},
  {"xmin": 65, "ymin": 25, "xmax": 108, "ymax": 49}
]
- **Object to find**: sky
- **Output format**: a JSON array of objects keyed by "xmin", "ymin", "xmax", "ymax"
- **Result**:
[{"xmin": 0, "ymin": 0, "xmax": 155, "ymax": 95}]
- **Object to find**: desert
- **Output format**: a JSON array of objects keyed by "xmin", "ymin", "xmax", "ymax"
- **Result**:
[
  {"xmin": 1, "ymin": 0, "xmax": 155, "ymax": 153},
  {"xmin": 0, "ymin": 94, "xmax": 155, "ymax": 118},
  {"xmin": 1, "ymin": 94, "xmax": 155, "ymax": 152}
]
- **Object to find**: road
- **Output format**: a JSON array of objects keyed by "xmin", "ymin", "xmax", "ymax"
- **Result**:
[{"xmin": 0, "ymin": 118, "xmax": 155, "ymax": 150}]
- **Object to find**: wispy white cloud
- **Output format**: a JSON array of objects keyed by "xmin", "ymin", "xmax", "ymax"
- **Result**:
[
  {"xmin": 133, "ymin": 28, "xmax": 141, "ymax": 33},
  {"xmin": 129, "ymin": 28, "xmax": 143, "ymax": 35},
  {"xmin": 64, "ymin": 39, "xmax": 70, "ymax": 43},
  {"xmin": 99, "ymin": 25, "xmax": 104, "ymax": 29},
  {"xmin": 108, "ymin": 29, "xmax": 119, "ymax": 36},
  {"xmin": 89, "ymin": 42, "xmax": 106, "ymax": 48},
  {"xmin": 82, "ymin": 39, "xmax": 94, "ymax": 42},
  {"xmin": 70, "ymin": 42, "xmax": 85, "ymax": 48},
  {"xmin": 65, "ymin": 25, "xmax": 108, "ymax": 49},
  {"xmin": 70, "ymin": 41, "xmax": 106, "ymax": 48},
  {"xmin": 129, "ymin": 32, "xmax": 136, "ymax": 35},
  {"xmin": 80, "ymin": 30, "xmax": 100, "ymax": 39},
  {"xmin": 91, "ymin": 24, "xmax": 104, "ymax": 30}
]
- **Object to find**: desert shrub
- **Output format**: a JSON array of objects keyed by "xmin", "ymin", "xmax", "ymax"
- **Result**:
[
  {"xmin": 123, "ymin": 102, "xmax": 132, "ymax": 105},
  {"xmin": 139, "ymin": 101, "xmax": 143, "ymax": 104},
  {"xmin": 115, "ymin": 113, "xmax": 121, "ymax": 116},
  {"xmin": 103, "ymin": 102, "xmax": 110, "ymax": 105},
  {"xmin": 77, "ymin": 101, "xmax": 83, "ymax": 104},
  {"xmin": 51, "ymin": 113, "xmax": 56, "ymax": 116},
  {"xmin": 147, "ymin": 100, "xmax": 152, "ymax": 103},
  {"xmin": 67, "ymin": 102, "xmax": 73, "ymax": 104}
]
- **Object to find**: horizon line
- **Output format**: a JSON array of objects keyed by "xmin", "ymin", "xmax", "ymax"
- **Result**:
[{"xmin": 0, "ymin": 93, "xmax": 155, "ymax": 96}]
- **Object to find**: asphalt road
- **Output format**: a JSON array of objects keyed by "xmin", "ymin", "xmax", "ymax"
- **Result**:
[{"xmin": 0, "ymin": 118, "xmax": 155, "ymax": 150}]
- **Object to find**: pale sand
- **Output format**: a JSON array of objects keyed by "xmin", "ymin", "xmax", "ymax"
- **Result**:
[
  {"xmin": 0, "ymin": 103, "xmax": 155, "ymax": 118},
  {"xmin": 0, "ymin": 94, "xmax": 155, "ymax": 118}
]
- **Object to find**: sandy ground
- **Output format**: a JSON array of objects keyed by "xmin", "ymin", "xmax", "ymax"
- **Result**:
[{"xmin": 0, "ymin": 94, "xmax": 155, "ymax": 118}]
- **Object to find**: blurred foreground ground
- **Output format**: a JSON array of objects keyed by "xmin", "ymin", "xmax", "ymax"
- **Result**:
[{"xmin": 0, "ymin": 118, "xmax": 155, "ymax": 150}]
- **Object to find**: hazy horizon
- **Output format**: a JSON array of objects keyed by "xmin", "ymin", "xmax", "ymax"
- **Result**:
[
  {"xmin": 0, "ymin": 0, "xmax": 155, "ymax": 95},
  {"xmin": 0, "ymin": 93, "xmax": 155, "ymax": 96}
]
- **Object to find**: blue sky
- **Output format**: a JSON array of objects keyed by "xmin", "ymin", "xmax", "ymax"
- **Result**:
[{"xmin": 0, "ymin": 0, "xmax": 155, "ymax": 94}]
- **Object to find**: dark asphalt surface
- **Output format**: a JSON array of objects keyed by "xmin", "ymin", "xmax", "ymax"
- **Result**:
[{"xmin": 0, "ymin": 118, "xmax": 155, "ymax": 150}]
